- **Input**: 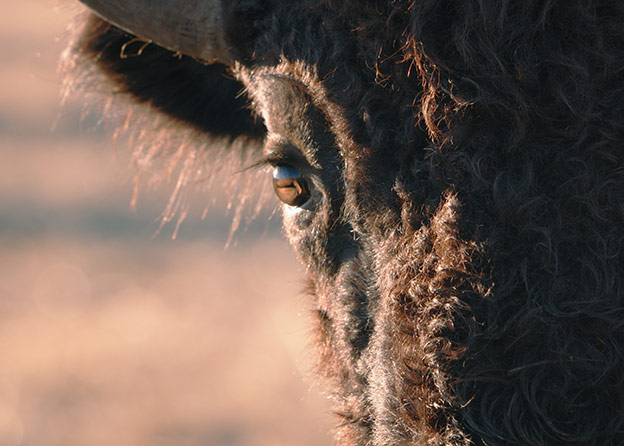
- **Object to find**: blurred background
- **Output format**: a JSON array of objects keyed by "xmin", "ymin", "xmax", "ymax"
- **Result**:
[{"xmin": 0, "ymin": 1, "xmax": 332, "ymax": 444}]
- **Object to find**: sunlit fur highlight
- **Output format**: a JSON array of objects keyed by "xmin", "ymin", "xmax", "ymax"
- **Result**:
[{"xmin": 60, "ymin": 13, "xmax": 271, "ymax": 241}]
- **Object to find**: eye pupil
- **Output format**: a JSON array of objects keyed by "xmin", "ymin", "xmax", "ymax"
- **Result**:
[{"xmin": 272, "ymin": 165, "xmax": 311, "ymax": 207}]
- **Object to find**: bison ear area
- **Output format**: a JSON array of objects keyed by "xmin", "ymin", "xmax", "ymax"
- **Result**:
[{"xmin": 77, "ymin": 15, "xmax": 266, "ymax": 142}]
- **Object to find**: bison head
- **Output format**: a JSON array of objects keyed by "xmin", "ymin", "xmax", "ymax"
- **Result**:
[{"xmin": 67, "ymin": 1, "xmax": 624, "ymax": 444}]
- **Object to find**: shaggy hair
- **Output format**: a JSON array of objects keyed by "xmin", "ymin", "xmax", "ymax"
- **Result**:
[{"xmin": 66, "ymin": 1, "xmax": 624, "ymax": 444}]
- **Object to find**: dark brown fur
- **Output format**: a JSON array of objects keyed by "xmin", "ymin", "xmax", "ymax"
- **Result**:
[{"xmin": 65, "ymin": 1, "xmax": 624, "ymax": 444}]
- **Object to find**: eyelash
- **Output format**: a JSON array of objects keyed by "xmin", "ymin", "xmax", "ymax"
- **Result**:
[{"xmin": 246, "ymin": 150, "xmax": 305, "ymax": 172}]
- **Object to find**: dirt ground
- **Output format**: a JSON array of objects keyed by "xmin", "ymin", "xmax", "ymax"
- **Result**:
[{"xmin": 0, "ymin": 1, "xmax": 332, "ymax": 444}]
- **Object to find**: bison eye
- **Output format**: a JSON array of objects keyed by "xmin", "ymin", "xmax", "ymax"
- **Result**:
[{"xmin": 272, "ymin": 165, "xmax": 311, "ymax": 207}]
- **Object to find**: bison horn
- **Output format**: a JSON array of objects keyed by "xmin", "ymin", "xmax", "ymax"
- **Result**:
[{"xmin": 78, "ymin": 0, "xmax": 230, "ymax": 63}]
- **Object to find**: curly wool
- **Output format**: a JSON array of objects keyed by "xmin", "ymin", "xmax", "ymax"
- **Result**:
[{"xmin": 251, "ymin": 2, "xmax": 624, "ymax": 444}]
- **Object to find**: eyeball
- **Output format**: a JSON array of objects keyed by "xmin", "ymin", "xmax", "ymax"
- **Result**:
[{"xmin": 272, "ymin": 165, "xmax": 311, "ymax": 207}]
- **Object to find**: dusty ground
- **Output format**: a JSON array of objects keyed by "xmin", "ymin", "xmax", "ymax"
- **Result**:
[{"xmin": 0, "ymin": 1, "xmax": 332, "ymax": 444}]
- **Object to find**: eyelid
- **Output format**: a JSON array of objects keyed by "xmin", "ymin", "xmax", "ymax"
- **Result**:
[
  {"xmin": 248, "ymin": 143, "xmax": 308, "ymax": 171},
  {"xmin": 264, "ymin": 152, "xmax": 302, "ymax": 167}
]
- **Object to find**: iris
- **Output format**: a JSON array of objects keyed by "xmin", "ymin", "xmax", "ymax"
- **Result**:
[{"xmin": 272, "ymin": 165, "xmax": 311, "ymax": 207}]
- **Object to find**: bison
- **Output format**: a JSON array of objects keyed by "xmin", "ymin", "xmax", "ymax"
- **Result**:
[{"xmin": 64, "ymin": 1, "xmax": 624, "ymax": 444}]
